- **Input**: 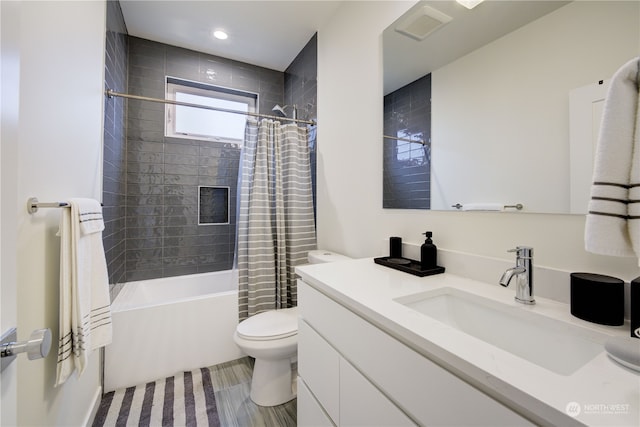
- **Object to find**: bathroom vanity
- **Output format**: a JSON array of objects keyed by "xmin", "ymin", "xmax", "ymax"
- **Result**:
[{"xmin": 296, "ymin": 258, "xmax": 639, "ymax": 426}]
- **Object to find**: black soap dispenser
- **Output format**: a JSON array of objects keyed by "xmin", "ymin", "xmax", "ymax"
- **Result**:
[{"xmin": 420, "ymin": 231, "xmax": 437, "ymax": 270}]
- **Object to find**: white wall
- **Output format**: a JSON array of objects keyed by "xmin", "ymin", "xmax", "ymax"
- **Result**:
[
  {"xmin": 431, "ymin": 1, "xmax": 639, "ymax": 213},
  {"xmin": 317, "ymin": 2, "xmax": 640, "ymax": 282},
  {"xmin": 1, "ymin": 0, "xmax": 21, "ymax": 425},
  {"xmin": 14, "ymin": 1, "xmax": 106, "ymax": 425},
  {"xmin": 317, "ymin": 0, "xmax": 414, "ymax": 258}
]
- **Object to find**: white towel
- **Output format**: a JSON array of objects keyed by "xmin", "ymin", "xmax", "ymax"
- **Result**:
[
  {"xmin": 461, "ymin": 203, "xmax": 504, "ymax": 211},
  {"xmin": 56, "ymin": 198, "xmax": 112, "ymax": 386},
  {"xmin": 75, "ymin": 198, "xmax": 104, "ymax": 235},
  {"xmin": 585, "ymin": 57, "xmax": 640, "ymax": 264}
]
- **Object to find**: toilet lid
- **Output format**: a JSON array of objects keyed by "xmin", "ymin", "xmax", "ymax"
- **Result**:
[{"xmin": 237, "ymin": 307, "xmax": 298, "ymax": 341}]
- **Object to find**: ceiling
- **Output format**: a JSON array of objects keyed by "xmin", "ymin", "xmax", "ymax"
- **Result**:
[
  {"xmin": 383, "ymin": 0, "xmax": 570, "ymax": 94},
  {"xmin": 119, "ymin": 1, "xmax": 571, "ymax": 90},
  {"xmin": 119, "ymin": 0, "xmax": 343, "ymax": 72}
]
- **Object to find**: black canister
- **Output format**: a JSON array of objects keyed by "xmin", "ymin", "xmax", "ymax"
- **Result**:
[
  {"xmin": 631, "ymin": 277, "xmax": 640, "ymax": 339},
  {"xmin": 570, "ymin": 272, "xmax": 624, "ymax": 326},
  {"xmin": 389, "ymin": 237, "xmax": 402, "ymax": 258}
]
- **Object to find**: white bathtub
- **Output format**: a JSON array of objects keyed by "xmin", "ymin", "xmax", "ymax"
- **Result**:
[{"xmin": 104, "ymin": 270, "xmax": 244, "ymax": 392}]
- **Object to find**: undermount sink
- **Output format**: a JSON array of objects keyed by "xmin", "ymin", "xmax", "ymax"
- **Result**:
[{"xmin": 395, "ymin": 287, "xmax": 607, "ymax": 375}]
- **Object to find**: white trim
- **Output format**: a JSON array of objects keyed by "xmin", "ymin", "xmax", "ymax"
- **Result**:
[{"xmin": 83, "ymin": 386, "xmax": 102, "ymax": 427}]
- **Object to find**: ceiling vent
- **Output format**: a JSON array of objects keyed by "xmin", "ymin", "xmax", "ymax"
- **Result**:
[{"xmin": 395, "ymin": 5, "xmax": 453, "ymax": 41}]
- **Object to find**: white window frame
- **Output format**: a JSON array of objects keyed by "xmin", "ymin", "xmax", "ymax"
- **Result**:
[{"xmin": 165, "ymin": 77, "xmax": 257, "ymax": 145}]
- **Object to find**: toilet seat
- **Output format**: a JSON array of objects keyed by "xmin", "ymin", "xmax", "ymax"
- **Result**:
[{"xmin": 237, "ymin": 307, "xmax": 298, "ymax": 341}]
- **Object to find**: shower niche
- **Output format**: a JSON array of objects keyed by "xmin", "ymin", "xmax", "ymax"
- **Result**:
[{"xmin": 199, "ymin": 186, "xmax": 230, "ymax": 225}]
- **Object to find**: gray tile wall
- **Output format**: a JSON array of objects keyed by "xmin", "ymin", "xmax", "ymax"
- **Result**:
[
  {"xmin": 383, "ymin": 74, "xmax": 431, "ymax": 209},
  {"xmin": 284, "ymin": 34, "xmax": 317, "ymax": 216},
  {"xmin": 125, "ymin": 37, "xmax": 285, "ymax": 282},
  {"xmin": 284, "ymin": 34, "xmax": 317, "ymax": 122},
  {"xmin": 103, "ymin": 10, "xmax": 317, "ymax": 284},
  {"xmin": 103, "ymin": 0, "xmax": 128, "ymax": 286}
]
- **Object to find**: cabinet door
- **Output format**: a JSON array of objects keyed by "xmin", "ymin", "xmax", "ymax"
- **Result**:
[
  {"xmin": 298, "ymin": 319, "xmax": 340, "ymax": 423},
  {"xmin": 340, "ymin": 358, "xmax": 416, "ymax": 427},
  {"xmin": 298, "ymin": 377, "xmax": 335, "ymax": 427}
]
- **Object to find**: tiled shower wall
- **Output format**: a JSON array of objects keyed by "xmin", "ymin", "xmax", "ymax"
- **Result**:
[
  {"xmin": 284, "ymin": 34, "xmax": 317, "ymax": 121},
  {"xmin": 103, "ymin": 3, "xmax": 318, "ymax": 284},
  {"xmin": 383, "ymin": 74, "xmax": 431, "ymax": 209},
  {"xmin": 103, "ymin": 0, "xmax": 128, "ymax": 285},
  {"xmin": 285, "ymin": 34, "xmax": 318, "ymax": 215},
  {"xmin": 124, "ymin": 37, "xmax": 284, "ymax": 282}
]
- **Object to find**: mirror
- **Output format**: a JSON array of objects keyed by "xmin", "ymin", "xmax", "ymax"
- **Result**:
[{"xmin": 383, "ymin": 1, "xmax": 640, "ymax": 214}]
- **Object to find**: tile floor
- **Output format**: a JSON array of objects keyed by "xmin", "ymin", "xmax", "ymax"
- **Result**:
[
  {"xmin": 211, "ymin": 358, "xmax": 297, "ymax": 427},
  {"xmin": 94, "ymin": 357, "xmax": 297, "ymax": 427}
]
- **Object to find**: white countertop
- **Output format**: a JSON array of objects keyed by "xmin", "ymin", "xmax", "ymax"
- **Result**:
[{"xmin": 296, "ymin": 258, "xmax": 640, "ymax": 427}]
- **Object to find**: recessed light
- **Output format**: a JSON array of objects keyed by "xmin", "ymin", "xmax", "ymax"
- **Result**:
[{"xmin": 213, "ymin": 30, "xmax": 228, "ymax": 40}]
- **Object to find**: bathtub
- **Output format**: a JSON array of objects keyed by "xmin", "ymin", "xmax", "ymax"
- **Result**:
[{"xmin": 103, "ymin": 270, "xmax": 244, "ymax": 392}]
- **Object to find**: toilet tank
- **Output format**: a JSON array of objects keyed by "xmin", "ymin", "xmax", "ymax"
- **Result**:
[{"xmin": 307, "ymin": 249, "xmax": 352, "ymax": 264}]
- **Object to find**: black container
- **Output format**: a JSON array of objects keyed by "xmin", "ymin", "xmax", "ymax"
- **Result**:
[
  {"xmin": 570, "ymin": 273, "xmax": 624, "ymax": 326},
  {"xmin": 420, "ymin": 231, "xmax": 437, "ymax": 270},
  {"xmin": 389, "ymin": 236, "xmax": 402, "ymax": 258},
  {"xmin": 631, "ymin": 277, "xmax": 640, "ymax": 339}
]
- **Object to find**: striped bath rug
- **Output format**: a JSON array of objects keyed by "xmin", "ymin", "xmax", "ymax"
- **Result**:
[{"xmin": 92, "ymin": 367, "xmax": 220, "ymax": 427}]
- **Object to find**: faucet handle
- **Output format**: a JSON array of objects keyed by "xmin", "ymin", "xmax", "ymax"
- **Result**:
[{"xmin": 507, "ymin": 246, "xmax": 533, "ymax": 258}]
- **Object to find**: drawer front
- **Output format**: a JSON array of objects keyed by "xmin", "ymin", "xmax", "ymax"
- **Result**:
[
  {"xmin": 340, "ymin": 358, "xmax": 416, "ymax": 426},
  {"xmin": 297, "ymin": 377, "xmax": 335, "ymax": 427},
  {"xmin": 298, "ymin": 319, "xmax": 340, "ymax": 422},
  {"xmin": 299, "ymin": 281, "xmax": 534, "ymax": 427}
]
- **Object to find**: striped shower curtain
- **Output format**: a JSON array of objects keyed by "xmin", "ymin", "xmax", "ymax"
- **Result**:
[{"xmin": 236, "ymin": 119, "xmax": 317, "ymax": 321}]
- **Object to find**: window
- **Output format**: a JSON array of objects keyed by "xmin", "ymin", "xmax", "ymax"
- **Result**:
[
  {"xmin": 165, "ymin": 77, "xmax": 257, "ymax": 145},
  {"xmin": 396, "ymin": 130, "xmax": 428, "ymax": 165}
]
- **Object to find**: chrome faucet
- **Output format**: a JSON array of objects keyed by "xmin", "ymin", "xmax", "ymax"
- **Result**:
[{"xmin": 499, "ymin": 246, "xmax": 535, "ymax": 305}]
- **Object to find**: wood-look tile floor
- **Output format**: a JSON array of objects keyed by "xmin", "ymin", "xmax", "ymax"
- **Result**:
[
  {"xmin": 94, "ymin": 357, "xmax": 296, "ymax": 427},
  {"xmin": 212, "ymin": 357, "xmax": 297, "ymax": 427}
]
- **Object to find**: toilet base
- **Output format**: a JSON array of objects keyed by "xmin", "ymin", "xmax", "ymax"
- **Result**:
[{"xmin": 250, "ymin": 357, "xmax": 295, "ymax": 406}]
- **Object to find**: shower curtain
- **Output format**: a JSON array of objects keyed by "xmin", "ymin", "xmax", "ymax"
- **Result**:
[{"xmin": 236, "ymin": 119, "xmax": 317, "ymax": 321}]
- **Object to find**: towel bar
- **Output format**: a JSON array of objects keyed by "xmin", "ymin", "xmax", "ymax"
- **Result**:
[
  {"xmin": 451, "ymin": 203, "xmax": 523, "ymax": 211},
  {"xmin": 27, "ymin": 197, "xmax": 104, "ymax": 214},
  {"xmin": 27, "ymin": 197, "xmax": 69, "ymax": 214}
]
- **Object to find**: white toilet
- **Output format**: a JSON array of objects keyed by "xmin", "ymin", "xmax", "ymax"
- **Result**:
[{"xmin": 233, "ymin": 249, "xmax": 351, "ymax": 406}]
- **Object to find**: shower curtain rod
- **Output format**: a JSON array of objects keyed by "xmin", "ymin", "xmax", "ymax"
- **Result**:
[
  {"xmin": 105, "ymin": 89, "xmax": 316, "ymax": 126},
  {"xmin": 383, "ymin": 135, "xmax": 428, "ymax": 146}
]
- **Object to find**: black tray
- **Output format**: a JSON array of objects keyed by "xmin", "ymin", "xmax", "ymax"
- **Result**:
[{"xmin": 374, "ymin": 256, "xmax": 445, "ymax": 277}]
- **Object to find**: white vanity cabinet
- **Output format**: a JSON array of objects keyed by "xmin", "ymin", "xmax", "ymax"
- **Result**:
[
  {"xmin": 298, "ymin": 319, "xmax": 340, "ymax": 423},
  {"xmin": 297, "ymin": 375, "xmax": 334, "ymax": 427},
  {"xmin": 297, "ymin": 280, "xmax": 535, "ymax": 427},
  {"xmin": 338, "ymin": 357, "xmax": 416, "ymax": 426},
  {"xmin": 298, "ymin": 318, "xmax": 416, "ymax": 426}
]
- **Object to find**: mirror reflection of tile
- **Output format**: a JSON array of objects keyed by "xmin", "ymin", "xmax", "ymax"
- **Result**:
[{"xmin": 383, "ymin": 74, "xmax": 431, "ymax": 210}]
